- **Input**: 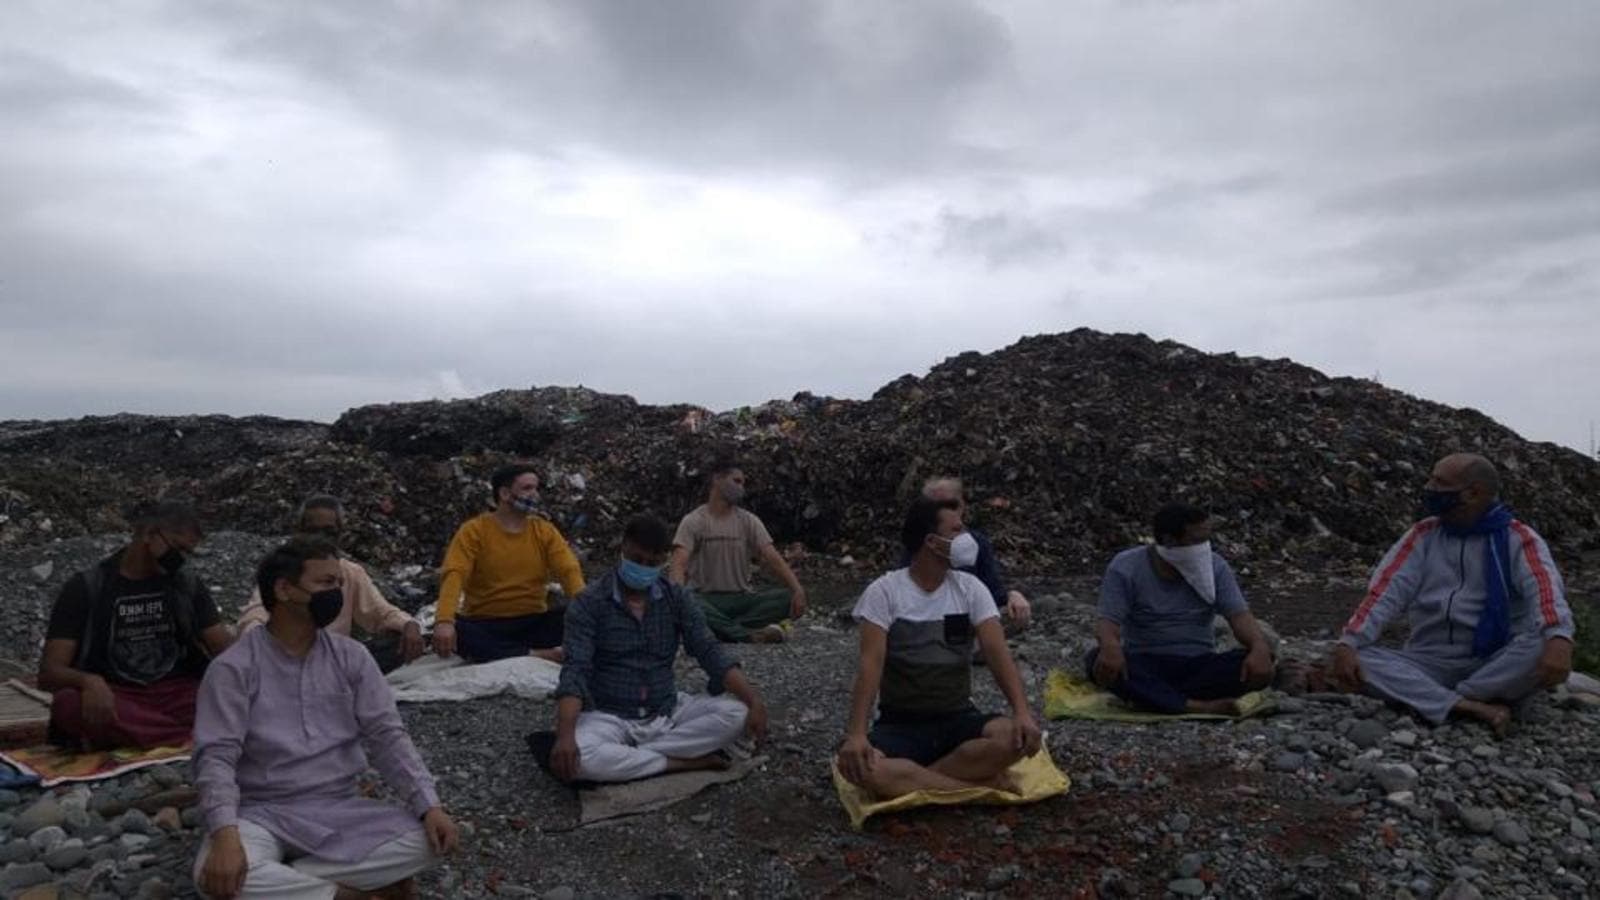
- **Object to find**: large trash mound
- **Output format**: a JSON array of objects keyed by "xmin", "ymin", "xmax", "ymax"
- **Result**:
[{"xmin": 2, "ymin": 329, "xmax": 1596, "ymax": 575}]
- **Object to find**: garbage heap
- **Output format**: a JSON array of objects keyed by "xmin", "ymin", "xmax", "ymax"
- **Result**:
[{"xmin": 2, "ymin": 329, "xmax": 1596, "ymax": 578}]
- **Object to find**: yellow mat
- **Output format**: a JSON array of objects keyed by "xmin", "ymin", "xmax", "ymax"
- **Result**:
[
  {"xmin": 1043, "ymin": 669, "xmax": 1275, "ymax": 722},
  {"xmin": 832, "ymin": 744, "xmax": 1071, "ymax": 830}
]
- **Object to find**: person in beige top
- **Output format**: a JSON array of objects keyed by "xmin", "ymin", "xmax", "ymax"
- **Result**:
[
  {"xmin": 236, "ymin": 496, "xmax": 425, "ymax": 668},
  {"xmin": 669, "ymin": 459, "xmax": 807, "ymax": 643}
]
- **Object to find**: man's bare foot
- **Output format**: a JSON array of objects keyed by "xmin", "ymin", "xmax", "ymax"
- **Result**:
[
  {"xmin": 664, "ymin": 753, "xmax": 732, "ymax": 774},
  {"xmin": 1455, "ymin": 699, "xmax": 1512, "ymax": 738},
  {"xmin": 749, "ymin": 624, "xmax": 787, "ymax": 644},
  {"xmin": 983, "ymin": 771, "xmax": 1020, "ymax": 794},
  {"xmin": 532, "ymin": 647, "xmax": 565, "ymax": 664},
  {"xmin": 1186, "ymin": 698, "xmax": 1241, "ymax": 716}
]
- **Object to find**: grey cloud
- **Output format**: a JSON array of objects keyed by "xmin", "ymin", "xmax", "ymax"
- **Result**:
[
  {"xmin": 936, "ymin": 208, "xmax": 1067, "ymax": 268},
  {"xmin": 1139, "ymin": 173, "xmax": 1282, "ymax": 211},
  {"xmin": 0, "ymin": 49, "xmax": 167, "ymax": 120},
  {"xmin": 182, "ymin": 0, "xmax": 1013, "ymax": 178},
  {"xmin": 1305, "ymin": 200, "xmax": 1600, "ymax": 304},
  {"xmin": 929, "ymin": 166, "xmax": 1286, "ymax": 272},
  {"xmin": 1324, "ymin": 133, "xmax": 1600, "ymax": 217}
]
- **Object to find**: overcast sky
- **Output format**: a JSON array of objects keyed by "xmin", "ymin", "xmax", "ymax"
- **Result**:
[{"xmin": 3, "ymin": 1, "xmax": 1597, "ymax": 453}]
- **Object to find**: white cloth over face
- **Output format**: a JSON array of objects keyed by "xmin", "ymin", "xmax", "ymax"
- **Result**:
[{"xmin": 1154, "ymin": 542, "xmax": 1217, "ymax": 605}]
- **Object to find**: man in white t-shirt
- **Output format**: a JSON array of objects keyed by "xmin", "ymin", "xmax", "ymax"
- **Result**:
[{"xmin": 835, "ymin": 497, "xmax": 1043, "ymax": 800}]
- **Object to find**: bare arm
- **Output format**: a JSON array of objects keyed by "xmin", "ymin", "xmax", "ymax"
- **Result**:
[
  {"xmin": 759, "ymin": 543, "xmax": 807, "ymax": 617},
  {"xmin": 199, "ymin": 624, "xmax": 235, "ymax": 658},
  {"xmin": 555, "ymin": 695, "xmax": 582, "ymax": 741},
  {"xmin": 977, "ymin": 617, "xmax": 1042, "ymax": 755},
  {"xmin": 1229, "ymin": 610, "xmax": 1274, "ymax": 686},
  {"xmin": 550, "ymin": 695, "xmax": 585, "ymax": 781},
  {"xmin": 1227, "ymin": 611, "xmax": 1269, "ymax": 653},
  {"xmin": 976, "ymin": 618, "xmax": 1030, "ymax": 717},
  {"xmin": 722, "ymin": 667, "xmax": 761, "ymax": 709},
  {"xmin": 668, "ymin": 547, "xmax": 690, "ymax": 585},
  {"xmin": 1091, "ymin": 618, "xmax": 1126, "ymax": 686},
  {"xmin": 845, "ymin": 623, "xmax": 887, "ymax": 738},
  {"xmin": 758, "ymin": 543, "xmax": 803, "ymax": 595},
  {"xmin": 836, "ymin": 622, "xmax": 887, "ymax": 786},
  {"xmin": 37, "ymin": 639, "xmax": 96, "ymax": 693},
  {"xmin": 723, "ymin": 667, "xmax": 768, "ymax": 741},
  {"xmin": 1095, "ymin": 618, "xmax": 1122, "ymax": 651}
]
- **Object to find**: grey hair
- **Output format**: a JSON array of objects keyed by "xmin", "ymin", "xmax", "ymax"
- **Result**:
[
  {"xmin": 295, "ymin": 494, "xmax": 345, "ymax": 528},
  {"xmin": 921, "ymin": 476, "xmax": 965, "ymax": 499}
]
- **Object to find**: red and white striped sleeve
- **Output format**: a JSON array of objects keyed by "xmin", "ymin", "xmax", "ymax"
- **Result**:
[
  {"xmin": 1341, "ymin": 520, "xmax": 1437, "ymax": 648},
  {"xmin": 1509, "ymin": 521, "xmax": 1572, "ymax": 640}
]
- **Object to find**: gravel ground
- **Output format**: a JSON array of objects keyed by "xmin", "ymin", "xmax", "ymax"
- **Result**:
[{"xmin": 1, "ymin": 540, "xmax": 1597, "ymax": 898}]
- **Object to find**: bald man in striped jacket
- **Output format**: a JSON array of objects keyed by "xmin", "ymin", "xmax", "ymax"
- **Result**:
[{"xmin": 1330, "ymin": 453, "xmax": 1574, "ymax": 735}]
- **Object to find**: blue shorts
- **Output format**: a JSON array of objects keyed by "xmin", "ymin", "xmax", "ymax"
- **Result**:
[{"xmin": 868, "ymin": 706, "xmax": 1001, "ymax": 767}]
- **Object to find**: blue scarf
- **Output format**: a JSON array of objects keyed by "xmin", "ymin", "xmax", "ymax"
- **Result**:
[{"xmin": 1442, "ymin": 503, "xmax": 1515, "ymax": 657}]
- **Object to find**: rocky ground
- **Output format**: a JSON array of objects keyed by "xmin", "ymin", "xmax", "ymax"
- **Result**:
[{"xmin": 1, "ymin": 536, "xmax": 1598, "ymax": 899}]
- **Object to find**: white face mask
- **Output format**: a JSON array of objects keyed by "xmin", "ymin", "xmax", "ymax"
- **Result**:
[
  {"xmin": 1154, "ymin": 541, "xmax": 1217, "ymax": 604},
  {"xmin": 935, "ymin": 532, "xmax": 980, "ymax": 569}
]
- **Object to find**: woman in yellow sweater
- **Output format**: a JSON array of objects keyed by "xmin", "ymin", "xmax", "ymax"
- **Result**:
[{"xmin": 431, "ymin": 464, "xmax": 586, "ymax": 663}]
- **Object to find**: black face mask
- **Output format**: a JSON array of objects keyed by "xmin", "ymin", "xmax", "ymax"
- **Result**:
[
  {"xmin": 156, "ymin": 545, "xmax": 187, "ymax": 576},
  {"xmin": 307, "ymin": 588, "xmax": 344, "ymax": 629},
  {"xmin": 1422, "ymin": 489, "xmax": 1464, "ymax": 518}
]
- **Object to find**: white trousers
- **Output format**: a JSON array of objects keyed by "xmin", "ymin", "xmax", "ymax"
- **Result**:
[
  {"xmin": 576, "ymin": 692, "xmax": 748, "ymax": 782},
  {"xmin": 193, "ymin": 818, "xmax": 435, "ymax": 900},
  {"xmin": 1358, "ymin": 632, "xmax": 1546, "ymax": 724}
]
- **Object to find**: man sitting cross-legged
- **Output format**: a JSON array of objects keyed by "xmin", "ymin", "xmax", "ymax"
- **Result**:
[
  {"xmin": 669, "ymin": 458, "xmax": 807, "ymax": 643},
  {"xmin": 836, "ymin": 497, "xmax": 1042, "ymax": 800},
  {"xmin": 1330, "ymin": 452, "xmax": 1573, "ymax": 736},
  {"xmin": 432, "ymin": 463, "xmax": 585, "ymax": 663},
  {"xmin": 40, "ymin": 500, "xmax": 234, "ymax": 750},
  {"xmin": 193, "ymin": 537, "xmax": 459, "ymax": 899},
  {"xmin": 1086, "ymin": 502, "xmax": 1275, "ymax": 715},
  {"xmin": 550, "ymin": 515, "xmax": 769, "ymax": 783},
  {"xmin": 235, "ymin": 494, "xmax": 425, "ymax": 670}
]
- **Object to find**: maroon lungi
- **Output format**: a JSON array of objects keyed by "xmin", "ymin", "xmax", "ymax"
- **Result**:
[{"xmin": 50, "ymin": 677, "xmax": 199, "ymax": 749}]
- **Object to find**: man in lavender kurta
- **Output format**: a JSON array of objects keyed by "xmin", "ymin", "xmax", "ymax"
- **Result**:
[{"xmin": 193, "ymin": 537, "xmax": 460, "ymax": 899}]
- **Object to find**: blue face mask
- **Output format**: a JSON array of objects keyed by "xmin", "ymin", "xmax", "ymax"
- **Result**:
[
  {"xmin": 618, "ymin": 558, "xmax": 662, "ymax": 590},
  {"xmin": 1423, "ymin": 489, "xmax": 1463, "ymax": 517}
]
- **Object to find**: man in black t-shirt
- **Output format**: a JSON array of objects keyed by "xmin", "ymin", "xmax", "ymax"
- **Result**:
[{"xmin": 40, "ymin": 501, "xmax": 234, "ymax": 749}]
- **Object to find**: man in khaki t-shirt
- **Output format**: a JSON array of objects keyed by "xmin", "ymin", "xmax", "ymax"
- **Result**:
[{"xmin": 670, "ymin": 462, "xmax": 807, "ymax": 643}]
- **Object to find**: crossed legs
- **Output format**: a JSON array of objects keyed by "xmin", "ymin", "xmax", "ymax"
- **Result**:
[
  {"xmin": 1356, "ymin": 634, "xmax": 1545, "ymax": 735},
  {"xmin": 849, "ymin": 714, "xmax": 1023, "ymax": 800}
]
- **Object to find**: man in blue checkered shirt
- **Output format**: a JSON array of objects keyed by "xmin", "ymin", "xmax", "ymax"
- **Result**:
[{"xmin": 550, "ymin": 515, "xmax": 770, "ymax": 782}]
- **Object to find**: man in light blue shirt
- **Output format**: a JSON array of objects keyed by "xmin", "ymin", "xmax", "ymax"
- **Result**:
[{"xmin": 1086, "ymin": 503, "xmax": 1274, "ymax": 714}]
